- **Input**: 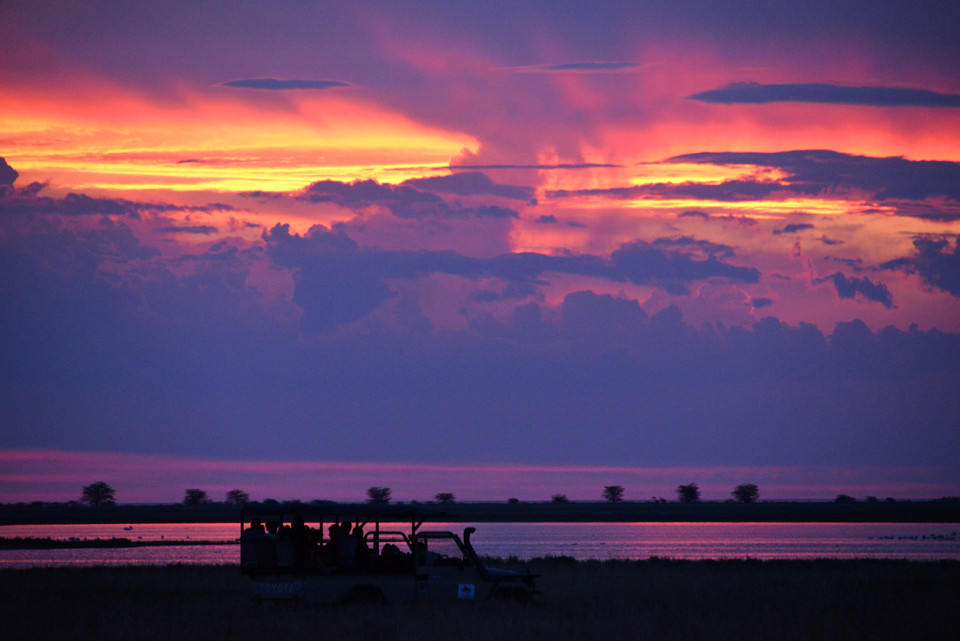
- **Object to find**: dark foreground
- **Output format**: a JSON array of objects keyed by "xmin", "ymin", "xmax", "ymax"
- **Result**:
[{"xmin": 2, "ymin": 559, "xmax": 956, "ymax": 641}]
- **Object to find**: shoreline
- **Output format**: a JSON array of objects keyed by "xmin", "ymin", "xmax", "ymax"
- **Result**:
[
  {"xmin": 3, "ymin": 498, "xmax": 959, "ymax": 525},
  {"xmin": 0, "ymin": 536, "xmax": 233, "ymax": 550}
]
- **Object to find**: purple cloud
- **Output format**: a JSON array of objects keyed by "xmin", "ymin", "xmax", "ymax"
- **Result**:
[
  {"xmin": 0, "ymin": 157, "xmax": 18, "ymax": 189},
  {"xmin": 882, "ymin": 236, "xmax": 960, "ymax": 296},
  {"xmin": 4, "ymin": 204, "xmax": 960, "ymax": 472},
  {"xmin": 264, "ymin": 224, "xmax": 761, "ymax": 332},
  {"xmin": 221, "ymin": 78, "xmax": 350, "ymax": 90},
  {"xmin": 773, "ymin": 223, "xmax": 815, "ymax": 235},
  {"xmin": 689, "ymin": 82, "xmax": 960, "ymax": 108},
  {"xmin": 670, "ymin": 150, "xmax": 960, "ymax": 211},
  {"xmin": 548, "ymin": 179, "xmax": 804, "ymax": 202},
  {"xmin": 815, "ymin": 272, "xmax": 894, "ymax": 308},
  {"xmin": 159, "ymin": 225, "xmax": 219, "ymax": 235},
  {"xmin": 508, "ymin": 61, "xmax": 639, "ymax": 73},
  {"xmin": 401, "ymin": 172, "xmax": 533, "ymax": 200}
]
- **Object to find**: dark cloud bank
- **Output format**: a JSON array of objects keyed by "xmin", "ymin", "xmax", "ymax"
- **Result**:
[
  {"xmin": 2, "ymin": 160, "xmax": 959, "ymax": 470},
  {"xmin": 672, "ymin": 150, "xmax": 960, "ymax": 205},
  {"xmin": 882, "ymin": 237, "xmax": 960, "ymax": 297},
  {"xmin": 550, "ymin": 149, "xmax": 960, "ymax": 222},
  {"xmin": 295, "ymin": 176, "xmax": 527, "ymax": 219},
  {"xmin": 689, "ymin": 82, "xmax": 960, "ymax": 108},
  {"xmin": 265, "ymin": 222, "xmax": 759, "ymax": 332},
  {"xmin": 221, "ymin": 78, "xmax": 350, "ymax": 90},
  {"xmin": 508, "ymin": 61, "xmax": 639, "ymax": 73},
  {"xmin": 401, "ymin": 172, "xmax": 534, "ymax": 201},
  {"xmin": 815, "ymin": 272, "xmax": 894, "ymax": 308}
]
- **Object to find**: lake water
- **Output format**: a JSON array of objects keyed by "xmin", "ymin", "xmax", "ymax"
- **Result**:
[{"xmin": 1, "ymin": 522, "xmax": 958, "ymax": 568}]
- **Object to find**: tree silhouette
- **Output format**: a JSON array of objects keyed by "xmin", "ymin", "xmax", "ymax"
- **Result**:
[
  {"xmin": 676, "ymin": 483, "xmax": 701, "ymax": 503},
  {"xmin": 183, "ymin": 488, "xmax": 210, "ymax": 506},
  {"xmin": 225, "ymin": 489, "xmax": 250, "ymax": 505},
  {"xmin": 732, "ymin": 483, "xmax": 759, "ymax": 503},
  {"xmin": 80, "ymin": 481, "xmax": 116, "ymax": 507},
  {"xmin": 602, "ymin": 485, "xmax": 624, "ymax": 503},
  {"xmin": 434, "ymin": 492, "xmax": 455, "ymax": 504},
  {"xmin": 367, "ymin": 486, "xmax": 392, "ymax": 504},
  {"xmin": 551, "ymin": 493, "xmax": 570, "ymax": 504}
]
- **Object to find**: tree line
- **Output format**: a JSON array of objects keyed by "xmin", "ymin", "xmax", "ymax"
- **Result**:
[
  {"xmin": 552, "ymin": 483, "xmax": 760, "ymax": 504},
  {"xmin": 79, "ymin": 482, "xmax": 764, "ymax": 507},
  {"xmin": 80, "ymin": 481, "xmax": 915, "ymax": 507}
]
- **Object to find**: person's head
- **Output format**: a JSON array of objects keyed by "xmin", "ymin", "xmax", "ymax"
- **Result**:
[
  {"xmin": 340, "ymin": 520, "xmax": 351, "ymax": 532},
  {"xmin": 266, "ymin": 520, "xmax": 280, "ymax": 534},
  {"xmin": 250, "ymin": 519, "xmax": 261, "ymax": 529}
]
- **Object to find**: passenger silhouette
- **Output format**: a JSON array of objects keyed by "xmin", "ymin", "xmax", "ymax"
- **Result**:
[
  {"xmin": 337, "ymin": 520, "xmax": 358, "ymax": 570},
  {"xmin": 322, "ymin": 523, "xmax": 341, "ymax": 565},
  {"xmin": 290, "ymin": 512, "xmax": 316, "ymax": 569},
  {"xmin": 242, "ymin": 519, "xmax": 265, "ymax": 539},
  {"xmin": 352, "ymin": 525, "xmax": 370, "ymax": 571}
]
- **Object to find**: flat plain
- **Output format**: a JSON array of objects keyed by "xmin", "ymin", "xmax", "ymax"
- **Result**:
[{"xmin": 2, "ymin": 558, "xmax": 957, "ymax": 641}]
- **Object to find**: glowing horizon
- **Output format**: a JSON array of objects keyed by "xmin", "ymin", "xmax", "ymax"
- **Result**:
[{"xmin": 2, "ymin": 449, "xmax": 955, "ymax": 504}]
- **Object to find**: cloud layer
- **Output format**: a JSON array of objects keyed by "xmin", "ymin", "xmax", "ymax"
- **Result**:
[{"xmin": 2, "ymin": 159, "xmax": 958, "ymax": 481}]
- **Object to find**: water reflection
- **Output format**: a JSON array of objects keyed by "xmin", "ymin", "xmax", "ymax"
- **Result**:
[{"xmin": 1, "ymin": 522, "xmax": 958, "ymax": 567}]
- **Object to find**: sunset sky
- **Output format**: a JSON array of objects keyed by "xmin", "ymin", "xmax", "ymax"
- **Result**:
[{"xmin": 2, "ymin": 1, "xmax": 959, "ymax": 503}]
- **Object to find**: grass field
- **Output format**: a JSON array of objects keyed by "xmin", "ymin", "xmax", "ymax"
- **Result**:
[{"xmin": 2, "ymin": 558, "xmax": 957, "ymax": 641}]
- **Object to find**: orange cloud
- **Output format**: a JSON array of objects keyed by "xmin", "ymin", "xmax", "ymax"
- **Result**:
[{"xmin": 0, "ymin": 82, "xmax": 478, "ymax": 194}]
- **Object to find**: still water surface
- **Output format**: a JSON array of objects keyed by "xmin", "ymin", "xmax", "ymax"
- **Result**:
[{"xmin": 2, "ymin": 522, "xmax": 958, "ymax": 568}]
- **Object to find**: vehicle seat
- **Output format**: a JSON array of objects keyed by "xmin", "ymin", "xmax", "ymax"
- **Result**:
[
  {"xmin": 254, "ymin": 538, "xmax": 278, "ymax": 569},
  {"xmin": 275, "ymin": 540, "xmax": 295, "ymax": 569}
]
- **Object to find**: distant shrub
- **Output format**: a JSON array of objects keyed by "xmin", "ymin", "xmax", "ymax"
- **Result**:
[
  {"xmin": 80, "ymin": 482, "xmax": 116, "ymax": 508},
  {"xmin": 602, "ymin": 485, "xmax": 624, "ymax": 503},
  {"xmin": 677, "ymin": 483, "xmax": 701, "ymax": 503},
  {"xmin": 732, "ymin": 483, "xmax": 759, "ymax": 503},
  {"xmin": 367, "ymin": 486, "xmax": 392, "ymax": 504}
]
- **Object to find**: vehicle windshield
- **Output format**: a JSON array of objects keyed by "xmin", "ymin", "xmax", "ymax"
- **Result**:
[{"xmin": 419, "ymin": 535, "xmax": 466, "ymax": 566}]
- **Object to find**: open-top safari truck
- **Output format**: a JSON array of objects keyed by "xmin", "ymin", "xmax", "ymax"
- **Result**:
[{"xmin": 239, "ymin": 505, "xmax": 537, "ymax": 604}]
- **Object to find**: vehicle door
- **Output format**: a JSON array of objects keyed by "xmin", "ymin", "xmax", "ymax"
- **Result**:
[{"xmin": 416, "ymin": 534, "xmax": 481, "ymax": 601}]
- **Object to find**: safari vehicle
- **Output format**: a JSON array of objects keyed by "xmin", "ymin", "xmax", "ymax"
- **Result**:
[{"xmin": 239, "ymin": 505, "xmax": 537, "ymax": 604}]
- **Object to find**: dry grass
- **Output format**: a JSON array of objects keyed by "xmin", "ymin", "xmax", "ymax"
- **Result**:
[{"xmin": 2, "ymin": 559, "xmax": 957, "ymax": 641}]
